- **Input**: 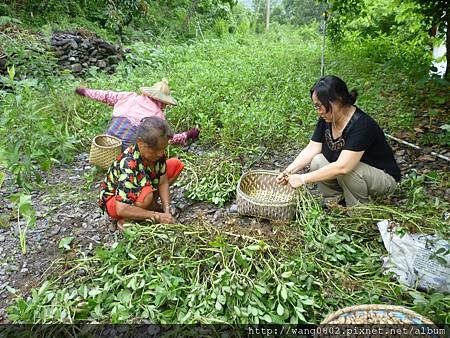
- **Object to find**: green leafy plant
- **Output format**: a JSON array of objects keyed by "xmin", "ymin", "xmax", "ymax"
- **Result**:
[
  {"xmin": 0, "ymin": 171, "xmax": 4, "ymax": 188},
  {"xmin": 58, "ymin": 237, "xmax": 75, "ymax": 251},
  {"xmin": 10, "ymin": 193, "xmax": 36, "ymax": 255},
  {"xmin": 178, "ymin": 152, "xmax": 241, "ymax": 206}
]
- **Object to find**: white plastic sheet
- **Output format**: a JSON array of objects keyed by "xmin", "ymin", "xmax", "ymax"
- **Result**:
[{"xmin": 378, "ymin": 220, "xmax": 450, "ymax": 293}]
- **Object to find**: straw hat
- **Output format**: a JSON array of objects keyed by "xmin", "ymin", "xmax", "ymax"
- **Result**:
[{"xmin": 141, "ymin": 78, "xmax": 177, "ymax": 106}]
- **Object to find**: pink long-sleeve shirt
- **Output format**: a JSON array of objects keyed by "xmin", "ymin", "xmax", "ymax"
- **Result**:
[
  {"xmin": 83, "ymin": 88, "xmax": 188, "ymax": 145},
  {"xmin": 83, "ymin": 89, "xmax": 165, "ymax": 126}
]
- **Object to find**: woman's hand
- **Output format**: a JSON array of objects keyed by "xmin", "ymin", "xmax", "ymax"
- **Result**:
[
  {"xmin": 276, "ymin": 170, "xmax": 290, "ymax": 185},
  {"xmin": 186, "ymin": 127, "xmax": 200, "ymax": 141},
  {"xmin": 75, "ymin": 87, "xmax": 87, "ymax": 96},
  {"xmin": 288, "ymin": 174, "xmax": 306, "ymax": 188},
  {"xmin": 156, "ymin": 212, "xmax": 176, "ymax": 224}
]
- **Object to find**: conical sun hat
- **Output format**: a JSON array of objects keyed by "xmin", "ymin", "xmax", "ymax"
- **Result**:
[{"xmin": 141, "ymin": 78, "xmax": 177, "ymax": 106}]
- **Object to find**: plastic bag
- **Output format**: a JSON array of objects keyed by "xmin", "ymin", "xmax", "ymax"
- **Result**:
[{"xmin": 377, "ymin": 220, "xmax": 450, "ymax": 293}]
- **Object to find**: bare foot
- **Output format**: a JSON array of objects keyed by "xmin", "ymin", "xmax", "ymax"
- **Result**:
[{"xmin": 117, "ymin": 219, "xmax": 125, "ymax": 231}]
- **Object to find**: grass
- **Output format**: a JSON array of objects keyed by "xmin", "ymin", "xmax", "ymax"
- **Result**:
[{"xmin": 2, "ymin": 25, "xmax": 449, "ymax": 324}]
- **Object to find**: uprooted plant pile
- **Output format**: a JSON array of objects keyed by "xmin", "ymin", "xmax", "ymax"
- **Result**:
[{"xmin": 6, "ymin": 185, "xmax": 449, "ymax": 324}]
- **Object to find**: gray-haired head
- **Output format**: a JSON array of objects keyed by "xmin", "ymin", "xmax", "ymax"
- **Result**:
[{"xmin": 137, "ymin": 117, "xmax": 173, "ymax": 147}]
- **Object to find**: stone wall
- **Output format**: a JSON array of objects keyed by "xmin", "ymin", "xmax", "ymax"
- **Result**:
[{"xmin": 51, "ymin": 30, "xmax": 125, "ymax": 76}]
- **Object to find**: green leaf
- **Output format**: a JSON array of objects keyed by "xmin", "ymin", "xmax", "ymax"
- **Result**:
[
  {"xmin": 300, "ymin": 297, "xmax": 314, "ymax": 306},
  {"xmin": 38, "ymin": 281, "xmax": 50, "ymax": 296},
  {"xmin": 294, "ymin": 307, "xmax": 307, "ymax": 322},
  {"xmin": 435, "ymin": 256, "xmax": 447, "ymax": 266},
  {"xmin": 277, "ymin": 303, "xmax": 284, "ymax": 316},
  {"xmin": 255, "ymin": 284, "xmax": 267, "ymax": 294},
  {"xmin": 0, "ymin": 171, "xmax": 4, "ymax": 189},
  {"xmin": 248, "ymin": 305, "xmax": 258, "ymax": 316},
  {"xmin": 78, "ymin": 284, "xmax": 88, "ymax": 299},
  {"xmin": 262, "ymin": 314, "xmax": 272, "ymax": 323},
  {"xmin": 435, "ymin": 247, "xmax": 446, "ymax": 255},
  {"xmin": 246, "ymin": 244, "xmax": 260, "ymax": 251},
  {"xmin": 439, "ymin": 124, "xmax": 450, "ymax": 132},
  {"xmin": 89, "ymin": 287, "xmax": 102, "ymax": 297},
  {"xmin": 280, "ymin": 285, "xmax": 288, "ymax": 301},
  {"xmin": 46, "ymin": 292, "xmax": 55, "ymax": 302},
  {"xmin": 217, "ymin": 294, "xmax": 226, "ymax": 305},
  {"xmin": 281, "ymin": 271, "xmax": 292, "ymax": 278},
  {"xmin": 58, "ymin": 236, "xmax": 75, "ymax": 250}
]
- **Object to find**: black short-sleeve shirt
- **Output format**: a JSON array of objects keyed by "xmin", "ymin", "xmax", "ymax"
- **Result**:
[{"xmin": 311, "ymin": 107, "xmax": 401, "ymax": 182}]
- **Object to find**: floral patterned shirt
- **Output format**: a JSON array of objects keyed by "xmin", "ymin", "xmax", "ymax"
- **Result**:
[{"xmin": 98, "ymin": 144, "xmax": 167, "ymax": 214}]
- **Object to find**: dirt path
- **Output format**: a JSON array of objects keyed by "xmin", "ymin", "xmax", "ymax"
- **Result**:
[{"xmin": 0, "ymin": 140, "xmax": 448, "ymax": 322}]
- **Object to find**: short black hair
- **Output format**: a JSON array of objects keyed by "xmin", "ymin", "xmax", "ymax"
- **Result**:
[
  {"xmin": 137, "ymin": 117, "xmax": 173, "ymax": 147},
  {"xmin": 310, "ymin": 75, "xmax": 358, "ymax": 113}
]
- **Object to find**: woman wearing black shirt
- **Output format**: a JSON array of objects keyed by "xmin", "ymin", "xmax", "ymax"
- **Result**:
[{"xmin": 277, "ymin": 75, "xmax": 400, "ymax": 207}]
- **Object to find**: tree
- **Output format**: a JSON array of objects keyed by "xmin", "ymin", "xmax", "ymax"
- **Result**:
[
  {"xmin": 282, "ymin": 0, "xmax": 328, "ymax": 26},
  {"xmin": 321, "ymin": 0, "xmax": 449, "ymax": 79},
  {"xmin": 412, "ymin": 0, "xmax": 449, "ymax": 78}
]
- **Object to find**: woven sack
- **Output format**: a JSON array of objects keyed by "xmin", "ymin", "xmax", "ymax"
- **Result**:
[
  {"xmin": 236, "ymin": 170, "xmax": 296, "ymax": 221},
  {"xmin": 89, "ymin": 134, "xmax": 122, "ymax": 169},
  {"xmin": 320, "ymin": 304, "xmax": 434, "ymax": 325}
]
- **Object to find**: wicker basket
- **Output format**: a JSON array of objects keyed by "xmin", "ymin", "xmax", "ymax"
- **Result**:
[
  {"xmin": 89, "ymin": 134, "xmax": 122, "ymax": 169},
  {"xmin": 236, "ymin": 170, "xmax": 296, "ymax": 221},
  {"xmin": 320, "ymin": 304, "xmax": 434, "ymax": 324}
]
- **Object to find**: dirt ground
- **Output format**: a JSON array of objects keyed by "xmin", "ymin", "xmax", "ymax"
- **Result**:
[{"xmin": 0, "ymin": 139, "xmax": 448, "ymax": 323}]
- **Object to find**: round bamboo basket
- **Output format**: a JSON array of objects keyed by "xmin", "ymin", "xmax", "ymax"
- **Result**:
[
  {"xmin": 236, "ymin": 170, "xmax": 296, "ymax": 221},
  {"xmin": 321, "ymin": 304, "xmax": 434, "ymax": 324},
  {"xmin": 89, "ymin": 134, "xmax": 122, "ymax": 169}
]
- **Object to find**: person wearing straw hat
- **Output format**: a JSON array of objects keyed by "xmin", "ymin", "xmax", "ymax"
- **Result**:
[
  {"xmin": 99, "ymin": 116, "xmax": 183, "ymax": 230},
  {"xmin": 277, "ymin": 75, "xmax": 400, "ymax": 208},
  {"xmin": 75, "ymin": 78, "xmax": 199, "ymax": 150}
]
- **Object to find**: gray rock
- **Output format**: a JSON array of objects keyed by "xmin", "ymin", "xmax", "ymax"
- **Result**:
[
  {"xmin": 0, "ymin": 235, "xmax": 5, "ymax": 242},
  {"xmin": 71, "ymin": 63, "xmax": 82, "ymax": 73},
  {"xmin": 229, "ymin": 204, "xmax": 238, "ymax": 213},
  {"xmin": 69, "ymin": 40, "xmax": 78, "ymax": 49},
  {"xmin": 212, "ymin": 209, "xmax": 224, "ymax": 222},
  {"xmin": 48, "ymin": 226, "xmax": 61, "ymax": 237},
  {"xmin": 96, "ymin": 60, "xmax": 107, "ymax": 68},
  {"xmin": 444, "ymin": 212, "xmax": 449, "ymax": 221}
]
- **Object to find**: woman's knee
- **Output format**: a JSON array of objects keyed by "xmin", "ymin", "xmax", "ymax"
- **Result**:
[
  {"xmin": 166, "ymin": 158, "xmax": 184, "ymax": 185},
  {"xmin": 310, "ymin": 153, "xmax": 327, "ymax": 172},
  {"xmin": 136, "ymin": 192, "xmax": 154, "ymax": 209}
]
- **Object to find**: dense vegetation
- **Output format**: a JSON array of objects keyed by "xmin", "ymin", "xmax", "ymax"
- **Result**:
[{"xmin": 1, "ymin": 0, "xmax": 449, "ymax": 325}]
